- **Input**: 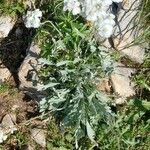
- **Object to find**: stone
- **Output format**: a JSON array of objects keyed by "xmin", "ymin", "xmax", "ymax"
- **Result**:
[
  {"xmin": 97, "ymin": 78, "xmax": 111, "ymax": 93},
  {"xmin": 0, "ymin": 16, "xmax": 16, "ymax": 39},
  {"xmin": 121, "ymin": 46, "xmax": 145, "ymax": 64},
  {"xmin": 18, "ymin": 43, "xmax": 41, "ymax": 89},
  {"xmin": 18, "ymin": 43, "xmax": 45, "ymax": 100},
  {"xmin": 113, "ymin": 62, "xmax": 135, "ymax": 77},
  {"xmin": 1, "ymin": 114, "xmax": 17, "ymax": 134},
  {"xmin": 18, "ymin": 55, "xmax": 38, "ymax": 88},
  {"xmin": 103, "ymin": 0, "xmax": 145, "ymax": 63},
  {"xmin": 111, "ymin": 73, "xmax": 135, "ymax": 97},
  {"xmin": 111, "ymin": 62, "xmax": 135, "ymax": 98},
  {"xmin": 2, "ymin": 114, "xmax": 16, "ymax": 127},
  {"xmin": 0, "ymin": 62, "xmax": 11, "ymax": 82},
  {"xmin": 115, "ymin": 97, "xmax": 126, "ymax": 105},
  {"xmin": 113, "ymin": 0, "xmax": 145, "ymax": 63},
  {"xmin": 30, "ymin": 128, "xmax": 46, "ymax": 148}
]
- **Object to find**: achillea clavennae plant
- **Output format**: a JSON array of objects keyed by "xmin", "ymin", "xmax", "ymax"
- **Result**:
[
  {"xmin": 27, "ymin": 0, "xmax": 116, "ymax": 148},
  {"xmin": 35, "ymin": 2, "xmax": 114, "ymax": 146}
]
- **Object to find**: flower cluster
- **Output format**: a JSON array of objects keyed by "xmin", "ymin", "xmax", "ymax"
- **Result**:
[
  {"xmin": 63, "ymin": 0, "xmax": 122, "ymax": 38},
  {"xmin": 0, "ymin": 126, "xmax": 17, "ymax": 143},
  {"xmin": 23, "ymin": 9, "xmax": 42, "ymax": 28},
  {"xmin": 0, "ymin": 130, "xmax": 7, "ymax": 143}
]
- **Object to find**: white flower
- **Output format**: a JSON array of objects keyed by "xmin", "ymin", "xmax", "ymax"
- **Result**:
[
  {"xmin": 0, "ymin": 130, "xmax": 7, "ymax": 143},
  {"xmin": 112, "ymin": 0, "xmax": 123, "ymax": 3},
  {"xmin": 98, "ymin": 23, "xmax": 114, "ymax": 38},
  {"xmin": 63, "ymin": 0, "xmax": 81, "ymax": 15},
  {"xmin": 103, "ymin": 0, "xmax": 113, "ymax": 6},
  {"xmin": 23, "ymin": 9, "xmax": 42, "ymax": 28},
  {"xmin": 63, "ymin": 0, "xmax": 122, "ymax": 38},
  {"xmin": 9, "ymin": 127, "xmax": 17, "ymax": 134}
]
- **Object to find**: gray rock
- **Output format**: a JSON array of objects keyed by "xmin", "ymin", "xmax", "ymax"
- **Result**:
[
  {"xmin": 113, "ymin": 0, "xmax": 145, "ymax": 63},
  {"xmin": 1, "ymin": 113, "xmax": 17, "ymax": 135},
  {"xmin": 111, "ymin": 73, "xmax": 135, "ymax": 97},
  {"xmin": 115, "ymin": 97, "xmax": 126, "ymax": 105},
  {"xmin": 111, "ymin": 62, "xmax": 135, "ymax": 98},
  {"xmin": 113, "ymin": 62, "xmax": 135, "ymax": 77},
  {"xmin": 30, "ymin": 128, "xmax": 46, "ymax": 148},
  {"xmin": 0, "ymin": 62, "xmax": 11, "ymax": 83},
  {"xmin": 0, "ymin": 16, "xmax": 16, "ymax": 39},
  {"xmin": 103, "ymin": 0, "xmax": 145, "ymax": 63},
  {"xmin": 18, "ymin": 43, "xmax": 45, "ymax": 100},
  {"xmin": 18, "ymin": 43, "xmax": 41, "ymax": 89}
]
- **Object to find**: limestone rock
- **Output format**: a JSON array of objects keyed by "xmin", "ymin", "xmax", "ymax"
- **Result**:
[
  {"xmin": 111, "ymin": 63, "xmax": 135, "ymax": 98},
  {"xmin": 103, "ymin": 0, "xmax": 145, "ymax": 63},
  {"xmin": 1, "ymin": 113, "xmax": 17, "ymax": 133},
  {"xmin": 113, "ymin": 62, "xmax": 135, "ymax": 77},
  {"xmin": 18, "ymin": 43, "xmax": 41, "ymax": 89},
  {"xmin": 0, "ymin": 16, "xmax": 16, "ymax": 39},
  {"xmin": 0, "ymin": 113, "xmax": 17, "ymax": 143},
  {"xmin": 18, "ymin": 55, "xmax": 38, "ymax": 88},
  {"xmin": 121, "ymin": 46, "xmax": 145, "ymax": 64},
  {"xmin": 0, "ymin": 62, "xmax": 11, "ymax": 82},
  {"xmin": 97, "ymin": 78, "xmax": 111, "ymax": 93},
  {"xmin": 111, "ymin": 73, "xmax": 135, "ymax": 97},
  {"xmin": 113, "ymin": 0, "xmax": 145, "ymax": 63},
  {"xmin": 115, "ymin": 97, "xmax": 126, "ymax": 105},
  {"xmin": 30, "ymin": 128, "xmax": 46, "ymax": 148}
]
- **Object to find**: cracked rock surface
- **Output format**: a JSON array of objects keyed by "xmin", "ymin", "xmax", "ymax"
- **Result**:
[{"xmin": 0, "ymin": 16, "xmax": 16, "ymax": 39}]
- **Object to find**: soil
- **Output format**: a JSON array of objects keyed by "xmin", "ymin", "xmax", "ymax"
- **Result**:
[{"xmin": 0, "ymin": 86, "xmax": 38, "ymax": 123}]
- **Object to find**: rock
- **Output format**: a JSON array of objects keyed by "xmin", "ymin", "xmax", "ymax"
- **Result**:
[
  {"xmin": 111, "ymin": 73, "xmax": 135, "ymax": 97},
  {"xmin": 97, "ymin": 78, "xmax": 111, "ymax": 93},
  {"xmin": 97, "ymin": 63, "xmax": 136, "ymax": 103},
  {"xmin": 18, "ymin": 43, "xmax": 41, "ymax": 89},
  {"xmin": 29, "ymin": 43, "xmax": 41, "ymax": 55},
  {"xmin": 0, "ymin": 62, "xmax": 11, "ymax": 82},
  {"xmin": 103, "ymin": 0, "xmax": 145, "ymax": 63},
  {"xmin": 18, "ymin": 43, "xmax": 45, "ymax": 100},
  {"xmin": 115, "ymin": 97, "xmax": 126, "ymax": 105},
  {"xmin": 2, "ymin": 114, "xmax": 16, "ymax": 127},
  {"xmin": 121, "ymin": 46, "xmax": 145, "ymax": 64},
  {"xmin": 30, "ymin": 128, "xmax": 46, "ymax": 148},
  {"xmin": 0, "ymin": 113, "xmax": 17, "ymax": 143},
  {"xmin": 18, "ymin": 56, "xmax": 38, "ymax": 88},
  {"xmin": 113, "ymin": 0, "xmax": 145, "ymax": 63},
  {"xmin": 0, "ymin": 16, "xmax": 16, "ymax": 39},
  {"xmin": 111, "ymin": 62, "xmax": 135, "ymax": 98},
  {"xmin": 113, "ymin": 62, "xmax": 135, "ymax": 77},
  {"xmin": 27, "ymin": 145, "xmax": 34, "ymax": 150},
  {"xmin": 1, "ymin": 113, "xmax": 17, "ymax": 134}
]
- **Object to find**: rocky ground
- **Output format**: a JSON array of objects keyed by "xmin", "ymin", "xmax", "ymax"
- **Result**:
[{"xmin": 0, "ymin": 0, "xmax": 149, "ymax": 149}]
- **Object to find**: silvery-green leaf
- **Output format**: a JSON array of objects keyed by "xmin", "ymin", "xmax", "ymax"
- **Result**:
[
  {"xmin": 38, "ymin": 58, "xmax": 53, "ymax": 65},
  {"xmin": 37, "ymin": 83, "xmax": 59, "ymax": 91},
  {"xmin": 73, "ymin": 58, "xmax": 81, "ymax": 64},
  {"xmin": 90, "ymin": 45, "xmax": 96, "ymax": 53},
  {"xmin": 73, "ymin": 27, "xmax": 85, "ymax": 38},
  {"xmin": 88, "ymin": 91, "xmax": 97, "ymax": 102},
  {"xmin": 86, "ymin": 121, "xmax": 95, "ymax": 142},
  {"xmin": 56, "ymin": 61, "xmax": 71, "ymax": 67}
]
